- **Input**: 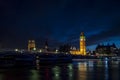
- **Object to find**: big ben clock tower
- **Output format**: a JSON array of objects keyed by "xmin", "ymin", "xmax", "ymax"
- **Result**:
[{"xmin": 80, "ymin": 32, "xmax": 86, "ymax": 55}]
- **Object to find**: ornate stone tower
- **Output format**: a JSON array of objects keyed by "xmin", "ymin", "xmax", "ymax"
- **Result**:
[
  {"xmin": 28, "ymin": 40, "xmax": 36, "ymax": 51},
  {"xmin": 80, "ymin": 32, "xmax": 86, "ymax": 55}
]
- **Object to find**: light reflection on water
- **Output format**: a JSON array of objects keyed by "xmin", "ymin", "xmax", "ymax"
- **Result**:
[
  {"xmin": 78, "ymin": 62, "xmax": 87, "ymax": 80},
  {"xmin": 29, "ymin": 70, "xmax": 39, "ymax": 80},
  {"xmin": 0, "ymin": 60, "xmax": 120, "ymax": 80},
  {"xmin": 104, "ymin": 61, "xmax": 109, "ymax": 80}
]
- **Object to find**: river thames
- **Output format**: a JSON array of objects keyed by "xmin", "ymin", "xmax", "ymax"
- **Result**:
[{"xmin": 0, "ymin": 60, "xmax": 120, "ymax": 80}]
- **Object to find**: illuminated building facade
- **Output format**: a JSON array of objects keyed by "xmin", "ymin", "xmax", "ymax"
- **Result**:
[
  {"xmin": 28, "ymin": 40, "xmax": 36, "ymax": 51},
  {"xmin": 95, "ymin": 43, "xmax": 117, "ymax": 55},
  {"xmin": 70, "ymin": 32, "xmax": 86, "ymax": 55}
]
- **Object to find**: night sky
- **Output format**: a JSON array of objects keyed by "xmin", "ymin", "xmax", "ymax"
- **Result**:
[{"xmin": 0, "ymin": 0, "xmax": 120, "ymax": 50}]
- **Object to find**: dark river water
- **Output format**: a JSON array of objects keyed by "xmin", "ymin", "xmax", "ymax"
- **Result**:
[{"xmin": 0, "ymin": 60, "xmax": 120, "ymax": 80}]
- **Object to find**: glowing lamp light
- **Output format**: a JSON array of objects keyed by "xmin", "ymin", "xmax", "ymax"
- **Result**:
[
  {"xmin": 15, "ymin": 49, "xmax": 18, "ymax": 52},
  {"xmin": 33, "ymin": 48, "xmax": 36, "ymax": 51},
  {"xmin": 39, "ymin": 49, "xmax": 42, "ymax": 52},
  {"xmin": 56, "ymin": 49, "xmax": 58, "ymax": 52}
]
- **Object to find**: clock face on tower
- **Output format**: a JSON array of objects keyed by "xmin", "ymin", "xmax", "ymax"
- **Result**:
[{"xmin": 80, "ymin": 38, "xmax": 85, "ymax": 41}]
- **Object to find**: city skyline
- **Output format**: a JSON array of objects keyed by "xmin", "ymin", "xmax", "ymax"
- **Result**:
[{"xmin": 0, "ymin": 0, "xmax": 120, "ymax": 50}]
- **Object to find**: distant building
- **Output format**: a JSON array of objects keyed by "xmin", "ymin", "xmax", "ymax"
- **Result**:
[
  {"xmin": 95, "ymin": 43, "xmax": 117, "ymax": 56},
  {"xmin": 28, "ymin": 40, "xmax": 36, "ymax": 51},
  {"xmin": 38, "ymin": 40, "xmax": 50, "ymax": 53},
  {"xmin": 70, "ymin": 32, "xmax": 86, "ymax": 55}
]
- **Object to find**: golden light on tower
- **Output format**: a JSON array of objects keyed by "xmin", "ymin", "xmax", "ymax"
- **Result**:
[
  {"xmin": 80, "ymin": 32, "xmax": 86, "ymax": 55},
  {"xmin": 70, "ymin": 32, "xmax": 86, "ymax": 55},
  {"xmin": 28, "ymin": 40, "xmax": 36, "ymax": 51}
]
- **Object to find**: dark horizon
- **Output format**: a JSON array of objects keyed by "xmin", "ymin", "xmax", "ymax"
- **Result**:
[{"xmin": 0, "ymin": 0, "xmax": 120, "ymax": 50}]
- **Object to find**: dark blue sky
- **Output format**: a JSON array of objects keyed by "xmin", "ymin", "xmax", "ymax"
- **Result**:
[{"xmin": 0, "ymin": 0, "xmax": 120, "ymax": 50}]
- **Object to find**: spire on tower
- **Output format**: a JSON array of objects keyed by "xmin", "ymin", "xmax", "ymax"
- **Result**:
[
  {"xmin": 45, "ymin": 40, "xmax": 48, "ymax": 49},
  {"xmin": 81, "ymin": 32, "xmax": 84, "ymax": 36}
]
